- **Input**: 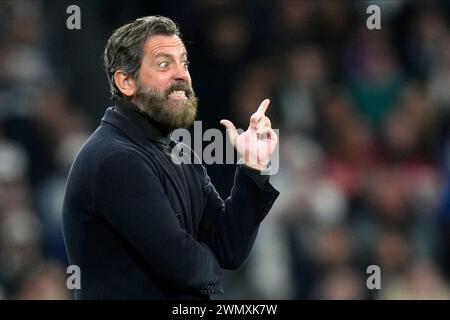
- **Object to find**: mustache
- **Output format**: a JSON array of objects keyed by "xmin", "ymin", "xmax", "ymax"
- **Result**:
[{"xmin": 164, "ymin": 81, "xmax": 194, "ymax": 98}]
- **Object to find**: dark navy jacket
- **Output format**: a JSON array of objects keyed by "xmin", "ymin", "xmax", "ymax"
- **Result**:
[{"xmin": 62, "ymin": 99, "xmax": 280, "ymax": 299}]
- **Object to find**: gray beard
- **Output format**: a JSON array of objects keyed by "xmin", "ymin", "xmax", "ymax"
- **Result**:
[{"xmin": 133, "ymin": 79, "xmax": 198, "ymax": 133}]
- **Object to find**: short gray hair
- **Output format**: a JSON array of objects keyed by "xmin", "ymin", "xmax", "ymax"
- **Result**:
[{"xmin": 103, "ymin": 16, "xmax": 181, "ymax": 99}]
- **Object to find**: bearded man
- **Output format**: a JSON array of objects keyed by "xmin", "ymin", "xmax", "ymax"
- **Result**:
[{"xmin": 62, "ymin": 16, "xmax": 279, "ymax": 300}]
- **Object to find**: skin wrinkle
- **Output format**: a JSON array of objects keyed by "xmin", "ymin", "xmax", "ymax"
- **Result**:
[
  {"xmin": 137, "ymin": 35, "xmax": 191, "ymax": 100},
  {"xmin": 139, "ymin": 35, "xmax": 191, "ymax": 91},
  {"xmin": 127, "ymin": 35, "xmax": 198, "ymax": 132}
]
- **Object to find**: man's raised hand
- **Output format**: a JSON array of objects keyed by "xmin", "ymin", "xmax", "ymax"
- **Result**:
[{"xmin": 220, "ymin": 99, "xmax": 278, "ymax": 172}]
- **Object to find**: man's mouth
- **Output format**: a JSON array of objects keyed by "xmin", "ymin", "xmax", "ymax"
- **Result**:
[{"xmin": 168, "ymin": 90, "xmax": 187, "ymax": 100}]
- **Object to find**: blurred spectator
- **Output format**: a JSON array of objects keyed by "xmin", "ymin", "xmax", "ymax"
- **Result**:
[
  {"xmin": 313, "ymin": 267, "xmax": 366, "ymax": 300},
  {"xmin": 276, "ymin": 45, "xmax": 328, "ymax": 135},
  {"xmin": 406, "ymin": 8, "xmax": 449, "ymax": 79},
  {"xmin": 13, "ymin": 260, "xmax": 70, "ymax": 299},
  {"xmin": 380, "ymin": 258, "xmax": 450, "ymax": 299},
  {"xmin": 343, "ymin": 32, "xmax": 406, "ymax": 127}
]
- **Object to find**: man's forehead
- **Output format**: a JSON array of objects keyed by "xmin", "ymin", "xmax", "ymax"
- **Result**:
[{"xmin": 144, "ymin": 35, "xmax": 187, "ymax": 56}]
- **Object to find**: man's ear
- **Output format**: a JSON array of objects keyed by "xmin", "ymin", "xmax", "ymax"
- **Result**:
[{"xmin": 113, "ymin": 71, "xmax": 136, "ymax": 97}]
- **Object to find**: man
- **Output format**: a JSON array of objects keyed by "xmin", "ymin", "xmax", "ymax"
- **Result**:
[{"xmin": 62, "ymin": 15, "xmax": 279, "ymax": 299}]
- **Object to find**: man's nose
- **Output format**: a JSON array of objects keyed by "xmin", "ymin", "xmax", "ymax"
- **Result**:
[{"xmin": 173, "ymin": 63, "xmax": 190, "ymax": 83}]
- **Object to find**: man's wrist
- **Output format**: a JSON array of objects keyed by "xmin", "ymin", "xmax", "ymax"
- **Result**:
[{"xmin": 243, "ymin": 162, "xmax": 269, "ymax": 172}]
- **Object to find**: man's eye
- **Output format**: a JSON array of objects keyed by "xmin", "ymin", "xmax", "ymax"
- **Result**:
[
  {"xmin": 159, "ymin": 61, "xmax": 169, "ymax": 68},
  {"xmin": 182, "ymin": 61, "xmax": 190, "ymax": 68}
]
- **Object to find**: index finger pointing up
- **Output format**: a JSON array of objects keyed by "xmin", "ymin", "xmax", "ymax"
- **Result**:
[{"xmin": 256, "ymin": 99, "xmax": 270, "ymax": 115}]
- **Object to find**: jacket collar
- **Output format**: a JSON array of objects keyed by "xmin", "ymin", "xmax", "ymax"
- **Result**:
[
  {"xmin": 101, "ymin": 98, "xmax": 175, "ymax": 151},
  {"xmin": 114, "ymin": 98, "xmax": 172, "ymax": 145}
]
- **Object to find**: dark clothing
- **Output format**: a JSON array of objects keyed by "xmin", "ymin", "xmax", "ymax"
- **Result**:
[{"xmin": 62, "ymin": 99, "xmax": 280, "ymax": 299}]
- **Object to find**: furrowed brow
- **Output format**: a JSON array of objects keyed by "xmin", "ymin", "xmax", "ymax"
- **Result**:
[
  {"xmin": 154, "ymin": 52, "xmax": 188, "ymax": 61},
  {"xmin": 154, "ymin": 52, "xmax": 175, "ymax": 60}
]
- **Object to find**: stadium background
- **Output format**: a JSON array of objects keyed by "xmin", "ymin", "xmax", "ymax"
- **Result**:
[{"xmin": 0, "ymin": 0, "xmax": 449, "ymax": 299}]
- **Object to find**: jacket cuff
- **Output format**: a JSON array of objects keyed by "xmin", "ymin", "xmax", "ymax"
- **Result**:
[
  {"xmin": 238, "ymin": 164, "xmax": 269, "ymax": 188},
  {"xmin": 234, "ymin": 165, "xmax": 280, "ymax": 227}
]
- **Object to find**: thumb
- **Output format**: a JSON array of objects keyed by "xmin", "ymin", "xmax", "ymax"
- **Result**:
[{"xmin": 220, "ymin": 119, "xmax": 238, "ymax": 145}]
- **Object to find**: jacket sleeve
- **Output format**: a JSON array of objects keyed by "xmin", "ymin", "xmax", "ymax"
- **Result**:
[
  {"xmin": 197, "ymin": 165, "xmax": 280, "ymax": 270},
  {"xmin": 94, "ymin": 150, "xmax": 222, "ymax": 295}
]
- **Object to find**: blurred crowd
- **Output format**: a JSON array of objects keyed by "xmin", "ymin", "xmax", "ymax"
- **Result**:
[{"xmin": 0, "ymin": 0, "xmax": 449, "ymax": 299}]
